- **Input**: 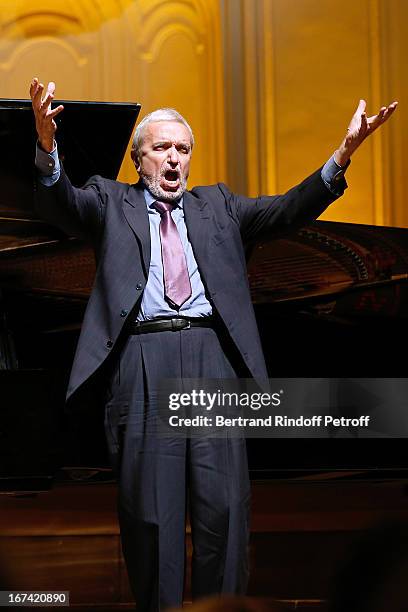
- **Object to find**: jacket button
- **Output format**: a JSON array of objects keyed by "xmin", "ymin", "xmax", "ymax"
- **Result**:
[
  {"xmin": 106, "ymin": 340, "xmax": 113, "ymax": 348},
  {"xmin": 136, "ymin": 283, "xmax": 143, "ymax": 290},
  {"xmin": 120, "ymin": 309, "xmax": 128, "ymax": 317}
]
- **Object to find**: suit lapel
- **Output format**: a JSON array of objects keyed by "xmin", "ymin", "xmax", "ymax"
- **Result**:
[
  {"xmin": 123, "ymin": 183, "xmax": 151, "ymax": 277},
  {"xmin": 122, "ymin": 186, "xmax": 210, "ymax": 280},
  {"xmin": 183, "ymin": 190, "xmax": 210, "ymax": 271}
]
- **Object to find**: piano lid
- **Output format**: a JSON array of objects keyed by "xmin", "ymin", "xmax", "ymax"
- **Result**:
[{"xmin": 0, "ymin": 98, "xmax": 141, "ymax": 219}]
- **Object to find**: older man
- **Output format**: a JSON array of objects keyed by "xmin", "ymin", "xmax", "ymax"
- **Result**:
[{"xmin": 30, "ymin": 78, "xmax": 396, "ymax": 611}]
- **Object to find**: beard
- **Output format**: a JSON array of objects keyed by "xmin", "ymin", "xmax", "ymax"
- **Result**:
[{"xmin": 140, "ymin": 168, "xmax": 188, "ymax": 203}]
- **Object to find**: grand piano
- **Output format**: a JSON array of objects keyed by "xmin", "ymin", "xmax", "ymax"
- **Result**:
[
  {"xmin": 1, "ymin": 98, "xmax": 408, "ymax": 493},
  {"xmin": 0, "ymin": 99, "xmax": 141, "ymax": 491}
]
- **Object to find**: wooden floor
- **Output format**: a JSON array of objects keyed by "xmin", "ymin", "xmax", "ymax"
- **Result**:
[
  {"xmin": 2, "ymin": 472, "xmax": 408, "ymax": 609},
  {"xmin": 1, "ymin": 602, "xmax": 326, "ymax": 612},
  {"xmin": 65, "ymin": 601, "xmax": 327, "ymax": 611}
]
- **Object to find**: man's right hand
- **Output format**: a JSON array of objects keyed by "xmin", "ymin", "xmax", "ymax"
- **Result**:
[{"xmin": 30, "ymin": 78, "xmax": 64, "ymax": 153}]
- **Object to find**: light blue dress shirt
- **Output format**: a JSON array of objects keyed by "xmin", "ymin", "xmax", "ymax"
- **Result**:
[
  {"xmin": 137, "ymin": 190, "xmax": 212, "ymax": 320},
  {"xmin": 35, "ymin": 143, "xmax": 347, "ymax": 320}
]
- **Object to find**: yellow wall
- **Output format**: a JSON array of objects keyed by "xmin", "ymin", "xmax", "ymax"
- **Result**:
[
  {"xmin": 221, "ymin": 0, "xmax": 407, "ymax": 227},
  {"xmin": 1, "ymin": 0, "xmax": 407, "ymax": 227}
]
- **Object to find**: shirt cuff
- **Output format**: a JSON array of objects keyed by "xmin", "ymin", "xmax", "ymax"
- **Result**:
[
  {"xmin": 321, "ymin": 154, "xmax": 350, "ymax": 195},
  {"xmin": 35, "ymin": 141, "xmax": 61, "ymax": 186}
]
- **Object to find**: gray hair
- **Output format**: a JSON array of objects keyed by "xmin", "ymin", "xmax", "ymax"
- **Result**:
[{"xmin": 132, "ymin": 108, "xmax": 194, "ymax": 161}]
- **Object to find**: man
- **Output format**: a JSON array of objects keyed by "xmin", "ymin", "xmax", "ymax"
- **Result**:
[{"xmin": 30, "ymin": 78, "xmax": 397, "ymax": 611}]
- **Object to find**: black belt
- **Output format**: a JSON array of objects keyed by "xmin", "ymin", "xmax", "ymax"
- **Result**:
[{"xmin": 130, "ymin": 317, "xmax": 215, "ymax": 334}]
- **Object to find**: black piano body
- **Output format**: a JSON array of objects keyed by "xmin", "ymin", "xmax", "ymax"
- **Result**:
[{"xmin": 0, "ymin": 99, "xmax": 141, "ymax": 491}]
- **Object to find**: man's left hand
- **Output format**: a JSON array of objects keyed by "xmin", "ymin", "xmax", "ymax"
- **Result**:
[{"xmin": 334, "ymin": 99, "xmax": 398, "ymax": 167}]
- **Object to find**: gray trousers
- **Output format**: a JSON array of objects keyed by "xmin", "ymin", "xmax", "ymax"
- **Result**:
[{"xmin": 104, "ymin": 327, "xmax": 251, "ymax": 611}]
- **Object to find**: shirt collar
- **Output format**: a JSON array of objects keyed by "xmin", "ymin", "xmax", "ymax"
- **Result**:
[{"xmin": 143, "ymin": 188, "xmax": 184, "ymax": 211}]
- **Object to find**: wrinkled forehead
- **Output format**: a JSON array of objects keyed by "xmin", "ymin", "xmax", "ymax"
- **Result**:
[{"xmin": 142, "ymin": 121, "xmax": 192, "ymax": 146}]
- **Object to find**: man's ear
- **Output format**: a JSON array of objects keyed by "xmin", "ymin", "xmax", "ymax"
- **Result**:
[{"xmin": 131, "ymin": 148, "xmax": 140, "ymax": 172}]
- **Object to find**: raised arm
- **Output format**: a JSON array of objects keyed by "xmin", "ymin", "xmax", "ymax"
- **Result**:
[
  {"xmin": 334, "ymin": 99, "xmax": 398, "ymax": 167},
  {"xmin": 222, "ymin": 99, "xmax": 399, "ymax": 243},
  {"xmin": 30, "ymin": 77, "xmax": 64, "ymax": 153},
  {"xmin": 30, "ymin": 78, "xmax": 104, "ymax": 240}
]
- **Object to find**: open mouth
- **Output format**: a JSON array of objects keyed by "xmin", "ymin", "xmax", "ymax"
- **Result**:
[
  {"xmin": 161, "ymin": 169, "xmax": 181, "ymax": 191},
  {"xmin": 164, "ymin": 170, "xmax": 179, "ymax": 183}
]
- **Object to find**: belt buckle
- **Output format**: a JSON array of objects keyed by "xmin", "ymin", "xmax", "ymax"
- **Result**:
[{"xmin": 172, "ymin": 318, "xmax": 190, "ymax": 331}]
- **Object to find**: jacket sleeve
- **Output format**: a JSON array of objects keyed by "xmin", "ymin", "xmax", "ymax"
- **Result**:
[
  {"xmin": 34, "ymin": 165, "xmax": 106, "ymax": 241},
  {"xmin": 218, "ymin": 167, "xmax": 347, "ymax": 244}
]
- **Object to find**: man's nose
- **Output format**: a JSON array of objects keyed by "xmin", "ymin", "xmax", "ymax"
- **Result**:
[{"xmin": 168, "ymin": 146, "xmax": 179, "ymax": 165}]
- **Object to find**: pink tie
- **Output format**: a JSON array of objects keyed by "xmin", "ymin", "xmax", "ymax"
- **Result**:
[{"xmin": 153, "ymin": 201, "xmax": 192, "ymax": 309}]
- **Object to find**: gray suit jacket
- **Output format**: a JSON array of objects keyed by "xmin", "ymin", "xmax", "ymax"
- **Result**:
[{"xmin": 35, "ymin": 167, "xmax": 346, "ymax": 400}]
